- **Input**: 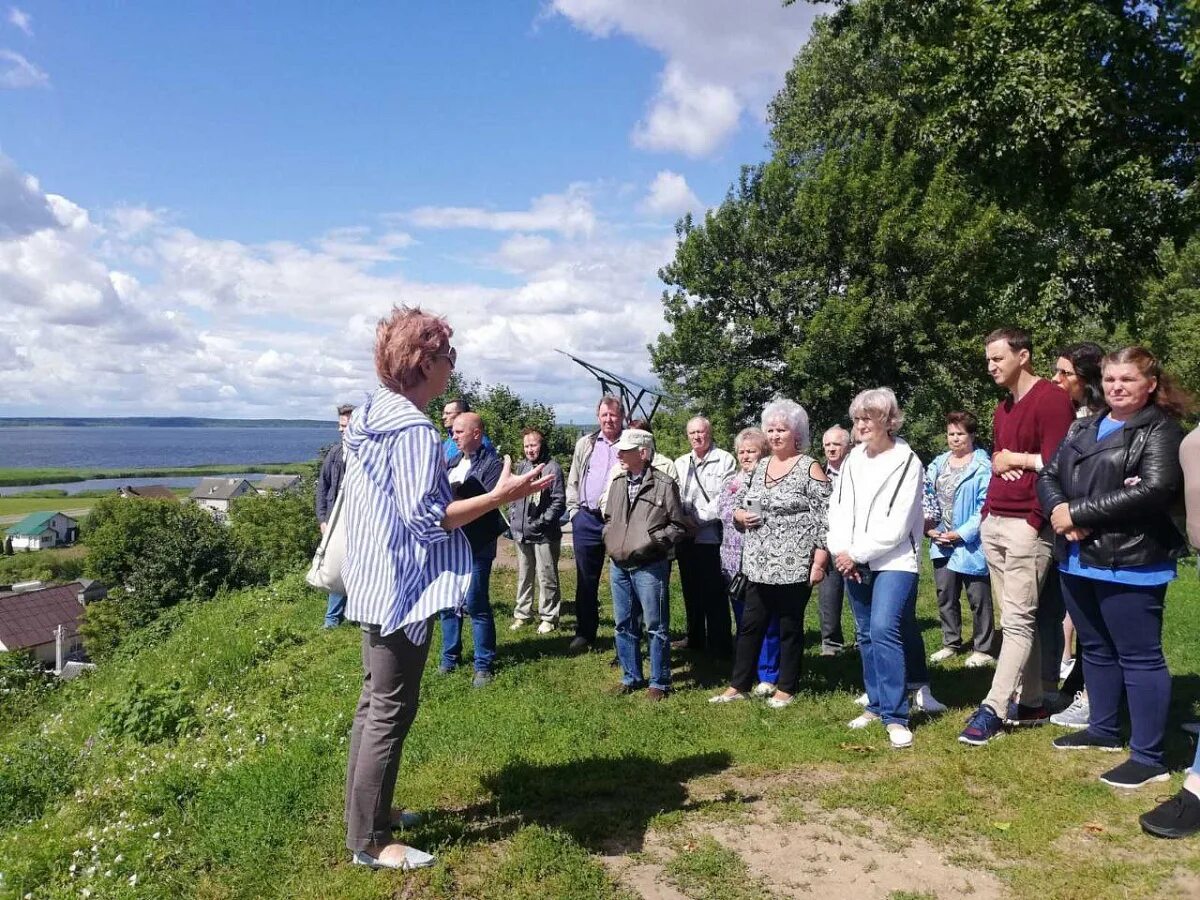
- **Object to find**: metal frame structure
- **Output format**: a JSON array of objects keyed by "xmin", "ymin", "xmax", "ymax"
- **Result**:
[{"xmin": 556, "ymin": 349, "xmax": 671, "ymax": 425}]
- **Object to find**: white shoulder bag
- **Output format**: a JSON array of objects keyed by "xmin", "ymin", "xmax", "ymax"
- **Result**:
[{"xmin": 306, "ymin": 487, "xmax": 346, "ymax": 594}]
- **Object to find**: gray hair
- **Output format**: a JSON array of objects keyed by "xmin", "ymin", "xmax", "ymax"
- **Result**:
[
  {"xmin": 734, "ymin": 427, "xmax": 769, "ymax": 456},
  {"xmin": 760, "ymin": 398, "xmax": 811, "ymax": 450},
  {"xmin": 849, "ymin": 387, "xmax": 905, "ymax": 434}
]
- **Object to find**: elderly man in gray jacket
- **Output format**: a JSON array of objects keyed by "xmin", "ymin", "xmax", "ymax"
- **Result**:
[
  {"xmin": 674, "ymin": 416, "xmax": 737, "ymax": 656},
  {"xmin": 509, "ymin": 427, "xmax": 566, "ymax": 633}
]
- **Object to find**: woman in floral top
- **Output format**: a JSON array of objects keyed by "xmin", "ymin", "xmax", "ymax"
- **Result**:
[
  {"xmin": 718, "ymin": 427, "xmax": 779, "ymax": 694},
  {"xmin": 710, "ymin": 399, "xmax": 831, "ymax": 709}
]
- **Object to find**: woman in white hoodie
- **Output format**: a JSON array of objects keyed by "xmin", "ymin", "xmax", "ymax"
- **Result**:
[{"xmin": 827, "ymin": 388, "xmax": 926, "ymax": 749}]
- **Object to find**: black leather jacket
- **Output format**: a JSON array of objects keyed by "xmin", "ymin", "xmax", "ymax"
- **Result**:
[{"xmin": 1037, "ymin": 404, "xmax": 1187, "ymax": 569}]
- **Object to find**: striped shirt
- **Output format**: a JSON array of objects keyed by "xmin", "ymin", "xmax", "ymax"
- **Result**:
[{"xmin": 341, "ymin": 387, "xmax": 472, "ymax": 641}]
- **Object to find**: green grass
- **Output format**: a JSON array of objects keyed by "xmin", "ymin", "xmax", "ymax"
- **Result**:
[
  {"xmin": 0, "ymin": 562, "xmax": 1198, "ymax": 899},
  {"xmin": 0, "ymin": 463, "xmax": 311, "ymax": 488},
  {"xmin": 0, "ymin": 496, "xmax": 103, "ymax": 518}
]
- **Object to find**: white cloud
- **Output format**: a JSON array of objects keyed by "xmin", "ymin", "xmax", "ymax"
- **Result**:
[
  {"xmin": 549, "ymin": 0, "xmax": 830, "ymax": 156},
  {"xmin": 640, "ymin": 169, "xmax": 701, "ymax": 218},
  {"xmin": 402, "ymin": 183, "xmax": 597, "ymax": 238},
  {"xmin": 7, "ymin": 7, "xmax": 31, "ymax": 36},
  {"xmin": 633, "ymin": 63, "xmax": 741, "ymax": 157},
  {"xmin": 0, "ymin": 48, "xmax": 47, "ymax": 88},
  {"xmin": 0, "ymin": 156, "xmax": 675, "ymax": 420}
]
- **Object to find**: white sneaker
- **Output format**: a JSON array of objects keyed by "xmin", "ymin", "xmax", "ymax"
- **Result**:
[
  {"xmin": 751, "ymin": 681, "xmax": 776, "ymax": 698},
  {"xmin": 766, "ymin": 693, "xmax": 795, "ymax": 709},
  {"xmin": 509, "ymin": 620, "xmax": 527, "ymax": 631},
  {"xmin": 854, "ymin": 692, "xmax": 869, "ymax": 707},
  {"xmin": 848, "ymin": 711, "xmax": 879, "ymax": 729},
  {"xmin": 1060, "ymin": 657, "xmax": 1076, "ymax": 681},
  {"xmin": 536, "ymin": 621, "xmax": 555, "ymax": 634},
  {"xmin": 929, "ymin": 647, "xmax": 956, "ymax": 664},
  {"xmin": 708, "ymin": 691, "xmax": 747, "ymax": 704},
  {"xmin": 1049, "ymin": 691, "xmax": 1090, "ymax": 728},
  {"xmin": 912, "ymin": 685, "xmax": 947, "ymax": 715},
  {"xmin": 964, "ymin": 651, "xmax": 994, "ymax": 668},
  {"xmin": 887, "ymin": 723, "xmax": 913, "ymax": 749}
]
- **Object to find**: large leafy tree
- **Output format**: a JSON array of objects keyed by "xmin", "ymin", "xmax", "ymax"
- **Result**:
[{"xmin": 653, "ymin": 0, "xmax": 1199, "ymax": 456}]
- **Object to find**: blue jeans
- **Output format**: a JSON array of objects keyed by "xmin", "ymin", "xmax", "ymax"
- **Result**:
[
  {"xmin": 439, "ymin": 557, "xmax": 497, "ymax": 673},
  {"xmin": 730, "ymin": 597, "xmax": 780, "ymax": 684},
  {"xmin": 848, "ymin": 569, "xmax": 919, "ymax": 726},
  {"xmin": 1061, "ymin": 572, "xmax": 1169, "ymax": 767},
  {"xmin": 324, "ymin": 592, "xmax": 347, "ymax": 628},
  {"xmin": 610, "ymin": 559, "xmax": 671, "ymax": 691}
]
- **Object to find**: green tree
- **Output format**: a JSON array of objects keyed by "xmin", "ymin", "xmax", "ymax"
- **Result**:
[
  {"xmin": 227, "ymin": 481, "xmax": 321, "ymax": 583},
  {"xmin": 83, "ymin": 497, "xmax": 240, "ymax": 631},
  {"xmin": 655, "ymin": 0, "xmax": 1199, "ymax": 457},
  {"xmin": 1139, "ymin": 233, "xmax": 1200, "ymax": 410}
]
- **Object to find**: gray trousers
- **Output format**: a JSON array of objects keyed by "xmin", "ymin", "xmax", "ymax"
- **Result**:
[
  {"xmin": 933, "ymin": 557, "xmax": 996, "ymax": 654},
  {"xmin": 513, "ymin": 537, "xmax": 562, "ymax": 623},
  {"xmin": 344, "ymin": 623, "xmax": 431, "ymax": 851},
  {"xmin": 817, "ymin": 567, "xmax": 851, "ymax": 651}
]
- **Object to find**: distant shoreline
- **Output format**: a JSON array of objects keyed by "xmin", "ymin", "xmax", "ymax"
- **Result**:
[
  {"xmin": 0, "ymin": 417, "xmax": 327, "ymax": 428},
  {"xmin": 0, "ymin": 462, "xmax": 312, "ymax": 488}
]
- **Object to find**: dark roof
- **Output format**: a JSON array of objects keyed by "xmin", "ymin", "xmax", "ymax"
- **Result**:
[
  {"xmin": 256, "ymin": 474, "xmax": 301, "ymax": 491},
  {"xmin": 121, "ymin": 485, "xmax": 178, "ymax": 501},
  {"xmin": 189, "ymin": 478, "xmax": 253, "ymax": 501},
  {"xmin": 6, "ymin": 510, "xmax": 76, "ymax": 537},
  {"xmin": 0, "ymin": 582, "xmax": 87, "ymax": 651}
]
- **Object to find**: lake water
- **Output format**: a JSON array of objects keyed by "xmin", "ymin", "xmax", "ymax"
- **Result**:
[
  {"xmin": 0, "ymin": 424, "xmax": 337, "ymax": 488},
  {"xmin": 0, "ymin": 474, "xmax": 271, "ymax": 496}
]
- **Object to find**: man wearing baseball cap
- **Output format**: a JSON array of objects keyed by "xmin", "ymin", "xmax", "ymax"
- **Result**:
[{"xmin": 602, "ymin": 428, "xmax": 689, "ymax": 700}]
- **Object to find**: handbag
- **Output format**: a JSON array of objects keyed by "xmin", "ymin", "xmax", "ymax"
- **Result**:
[
  {"xmin": 306, "ymin": 486, "xmax": 346, "ymax": 594},
  {"xmin": 727, "ymin": 570, "xmax": 748, "ymax": 605}
]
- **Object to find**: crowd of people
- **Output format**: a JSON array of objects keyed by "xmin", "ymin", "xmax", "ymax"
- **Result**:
[{"xmin": 317, "ymin": 307, "xmax": 1200, "ymax": 869}]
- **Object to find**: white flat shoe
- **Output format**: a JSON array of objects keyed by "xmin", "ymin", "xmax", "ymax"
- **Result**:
[
  {"xmin": 536, "ymin": 621, "xmax": 555, "ymax": 634},
  {"xmin": 929, "ymin": 647, "xmax": 956, "ymax": 663},
  {"xmin": 854, "ymin": 692, "xmax": 869, "ymax": 707},
  {"xmin": 766, "ymin": 694, "xmax": 795, "ymax": 709},
  {"xmin": 887, "ymin": 724, "xmax": 913, "ymax": 749},
  {"xmin": 708, "ymin": 691, "xmax": 747, "ymax": 704},
  {"xmin": 848, "ymin": 712, "xmax": 879, "ymax": 729},
  {"xmin": 352, "ymin": 843, "xmax": 436, "ymax": 870},
  {"xmin": 509, "ymin": 620, "xmax": 526, "ymax": 631},
  {"xmin": 751, "ymin": 681, "xmax": 776, "ymax": 697},
  {"xmin": 964, "ymin": 651, "xmax": 994, "ymax": 669}
]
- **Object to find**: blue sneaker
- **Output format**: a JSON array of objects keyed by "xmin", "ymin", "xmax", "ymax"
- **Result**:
[{"xmin": 959, "ymin": 705, "xmax": 1005, "ymax": 746}]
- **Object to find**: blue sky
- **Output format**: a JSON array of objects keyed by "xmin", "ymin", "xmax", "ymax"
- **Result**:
[{"xmin": 0, "ymin": 1, "xmax": 828, "ymax": 420}]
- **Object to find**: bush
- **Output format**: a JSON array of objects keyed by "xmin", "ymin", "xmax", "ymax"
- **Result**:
[
  {"xmin": 82, "ymin": 497, "xmax": 241, "ymax": 651},
  {"xmin": 227, "ymin": 482, "xmax": 320, "ymax": 584},
  {"xmin": 78, "ymin": 599, "xmax": 129, "ymax": 661},
  {"xmin": 0, "ymin": 651, "xmax": 57, "ymax": 729},
  {"xmin": 100, "ymin": 680, "xmax": 198, "ymax": 744}
]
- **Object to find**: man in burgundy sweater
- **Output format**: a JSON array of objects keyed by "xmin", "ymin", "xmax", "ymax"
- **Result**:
[{"xmin": 960, "ymin": 327, "xmax": 1075, "ymax": 746}]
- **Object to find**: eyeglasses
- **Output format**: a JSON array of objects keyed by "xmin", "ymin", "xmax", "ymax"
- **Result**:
[{"xmin": 434, "ymin": 347, "xmax": 457, "ymax": 369}]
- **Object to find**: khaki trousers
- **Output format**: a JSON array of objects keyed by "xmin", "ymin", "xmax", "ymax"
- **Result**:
[
  {"xmin": 980, "ymin": 515, "xmax": 1054, "ymax": 713},
  {"xmin": 513, "ymin": 537, "xmax": 562, "ymax": 624}
]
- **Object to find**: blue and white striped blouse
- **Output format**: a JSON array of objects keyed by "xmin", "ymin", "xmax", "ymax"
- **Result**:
[{"xmin": 341, "ymin": 387, "xmax": 472, "ymax": 642}]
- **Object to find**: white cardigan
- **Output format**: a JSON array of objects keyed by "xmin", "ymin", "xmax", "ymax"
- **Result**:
[{"xmin": 825, "ymin": 439, "xmax": 924, "ymax": 573}]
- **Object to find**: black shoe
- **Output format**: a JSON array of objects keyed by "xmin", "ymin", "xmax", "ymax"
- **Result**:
[
  {"xmin": 1099, "ymin": 758, "xmax": 1170, "ymax": 789},
  {"xmin": 568, "ymin": 636, "xmax": 591, "ymax": 654},
  {"xmin": 1052, "ymin": 730, "xmax": 1123, "ymax": 752},
  {"xmin": 1140, "ymin": 788, "xmax": 1200, "ymax": 839},
  {"xmin": 1004, "ymin": 702, "xmax": 1050, "ymax": 727}
]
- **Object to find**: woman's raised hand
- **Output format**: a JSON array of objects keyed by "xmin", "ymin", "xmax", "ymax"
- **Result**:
[{"xmin": 491, "ymin": 455, "xmax": 555, "ymax": 505}]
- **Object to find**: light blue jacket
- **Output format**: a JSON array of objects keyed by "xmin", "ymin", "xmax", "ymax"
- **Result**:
[{"xmin": 925, "ymin": 448, "xmax": 990, "ymax": 576}]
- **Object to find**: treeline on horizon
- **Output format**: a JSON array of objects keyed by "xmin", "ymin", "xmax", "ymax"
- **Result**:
[{"xmin": 0, "ymin": 417, "xmax": 330, "ymax": 428}]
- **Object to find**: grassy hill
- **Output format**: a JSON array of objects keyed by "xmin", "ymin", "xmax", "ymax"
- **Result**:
[{"xmin": 1, "ymin": 565, "xmax": 1199, "ymax": 899}]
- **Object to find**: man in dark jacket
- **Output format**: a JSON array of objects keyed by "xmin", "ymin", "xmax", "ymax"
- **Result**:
[
  {"xmin": 603, "ymin": 429, "xmax": 688, "ymax": 700},
  {"xmin": 316, "ymin": 403, "xmax": 354, "ymax": 627},
  {"xmin": 509, "ymin": 427, "xmax": 566, "ymax": 633},
  {"xmin": 438, "ymin": 412, "xmax": 503, "ymax": 686}
]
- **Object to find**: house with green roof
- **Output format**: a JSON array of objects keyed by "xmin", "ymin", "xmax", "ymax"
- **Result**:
[{"xmin": 6, "ymin": 511, "xmax": 79, "ymax": 551}]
